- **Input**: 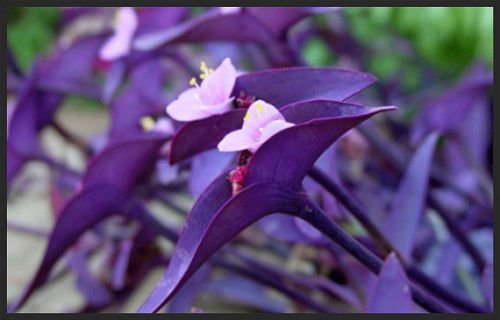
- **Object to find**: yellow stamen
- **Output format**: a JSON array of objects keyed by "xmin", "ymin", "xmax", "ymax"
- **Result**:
[
  {"xmin": 207, "ymin": 68, "xmax": 214, "ymax": 73},
  {"xmin": 256, "ymin": 102, "xmax": 264, "ymax": 113},
  {"xmin": 140, "ymin": 116, "xmax": 155, "ymax": 131},
  {"xmin": 200, "ymin": 61, "xmax": 207, "ymax": 72},
  {"xmin": 189, "ymin": 77, "xmax": 197, "ymax": 86},
  {"xmin": 200, "ymin": 73, "xmax": 206, "ymax": 80},
  {"xmin": 243, "ymin": 113, "xmax": 250, "ymax": 121}
]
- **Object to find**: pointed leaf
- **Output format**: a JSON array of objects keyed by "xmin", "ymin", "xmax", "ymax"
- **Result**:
[
  {"xmin": 365, "ymin": 253, "xmax": 414, "ymax": 313},
  {"xmin": 133, "ymin": 10, "xmax": 275, "ymax": 51},
  {"xmin": 383, "ymin": 133, "xmax": 439, "ymax": 260},
  {"xmin": 138, "ymin": 173, "xmax": 303, "ymax": 312},
  {"xmin": 8, "ymin": 185, "xmax": 171, "ymax": 312},
  {"xmin": 245, "ymin": 101, "xmax": 395, "ymax": 188},
  {"xmin": 83, "ymin": 132, "xmax": 169, "ymax": 191},
  {"xmin": 37, "ymin": 34, "xmax": 106, "ymax": 98}
]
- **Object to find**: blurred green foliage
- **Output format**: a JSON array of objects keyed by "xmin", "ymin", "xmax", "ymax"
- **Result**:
[
  {"xmin": 8, "ymin": 7, "xmax": 60, "ymax": 72},
  {"xmin": 344, "ymin": 7, "xmax": 493, "ymax": 76}
]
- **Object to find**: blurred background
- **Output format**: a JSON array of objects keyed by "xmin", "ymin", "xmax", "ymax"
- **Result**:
[{"xmin": 7, "ymin": 7, "xmax": 493, "ymax": 312}]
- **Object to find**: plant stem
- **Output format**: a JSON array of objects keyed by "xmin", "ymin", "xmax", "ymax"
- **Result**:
[
  {"xmin": 357, "ymin": 122, "xmax": 485, "ymax": 207},
  {"xmin": 297, "ymin": 198, "xmax": 452, "ymax": 313},
  {"xmin": 51, "ymin": 120, "xmax": 93, "ymax": 155},
  {"xmin": 307, "ymin": 167, "xmax": 489, "ymax": 313}
]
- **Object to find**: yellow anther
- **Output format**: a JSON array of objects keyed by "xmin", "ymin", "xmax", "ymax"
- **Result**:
[
  {"xmin": 200, "ymin": 61, "xmax": 207, "ymax": 72},
  {"xmin": 189, "ymin": 77, "xmax": 197, "ymax": 86},
  {"xmin": 207, "ymin": 68, "xmax": 214, "ymax": 73},
  {"xmin": 200, "ymin": 73, "xmax": 206, "ymax": 80},
  {"xmin": 140, "ymin": 116, "xmax": 155, "ymax": 131},
  {"xmin": 256, "ymin": 102, "xmax": 264, "ymax": 113},
  {"xmin": 243, "ymin": 113, "xmax": 250, "ymax": 121}
]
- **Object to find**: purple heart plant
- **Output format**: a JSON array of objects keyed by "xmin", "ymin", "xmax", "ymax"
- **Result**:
[{"xmin": 7, "ymin": 7, "xmax": 492, "ymax": 314}]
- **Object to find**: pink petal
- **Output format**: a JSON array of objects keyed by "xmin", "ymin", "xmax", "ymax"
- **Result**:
[
  {"xmin": 99, "ymin": 33, "xmax": 132, "ymax": 61},
  {"xmin": 199, "ymin": 97, "xmax": 234, "ymax": 116},
  {"xmin": 217, "ymin": 129, "xmax": 257, "ymax": 152},
  {"xmin": 219, "ymin": 7, "xmax": 241, "ymax": 15},
  {"xmin": 252, "ymin": 119, "xmax": 294, "ymax": 152},
  {"xmin": 166, "ymin": 88, "xmax": 212, "ymax": 121},
  {"xmin": 115, "ymin": 7, "xmax": 138, "ymax": 34},
  {"xmin": 200, "ymin": 58, "xmax": 237, "ymax": 105},
  {"xmin": 242, "ymin": 100, "xmax": 285, "ymax": 135}
]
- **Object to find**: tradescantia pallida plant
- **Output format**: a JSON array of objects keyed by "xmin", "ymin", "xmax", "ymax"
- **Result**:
[{"xmin": 7, "ymin": 7, "xmax": 492, "ymax": 313}]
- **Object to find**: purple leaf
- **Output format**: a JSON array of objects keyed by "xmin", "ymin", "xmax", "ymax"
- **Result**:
[
  {"xmin": 365, "ymin": 253, "xmax": 414, "ymax": 313},
  {"xmin": 258, "ymin": 214, "xmax": 327, "ymax": 245},
  {"xmin": 138, "ymin": 102, "xmax": 393, "ymax": 312},
  {"xmin": 411, "ymin": 63, "xmax": 492, "ymax": 145},
  {"xmin": 136, "ymin": 7, "xmax": 188, "ymax": 36},
  {"xmin": 68, "ymin": 247, "xmax": 113, "ymax": 308},
  {"xmin": 382, "ymin": 133, "xmax": 439, "ymax": 260},
  {"xmin": 188, "ymin": 149, "xmax": 234, "ymax": 199},
  {"xmin": 204, "ymin": 274, "xmax": 290, "ymax": 312},
  {"xmin": 83, "ymin": 132, "xmax": 169, "ymax": 191},
  {"xmin": 245, "ymin": 101, "xmax": 395, "ymax": 188},
  {"xmin": 167, "ymin": 265, "xmax": 210, "ymax": 313},
  {"xmin": 169, "ymin": 110, "xmax": 246, "ymax": 164},
  {"xmin": 169, "ymin": 67, "xmax": 378, "ymax": 164},
  {"xmin": 245, "ymin": 7, "xmax": 337, "ymax": 39},
  {"xmin": 233, "ymin": 67, "xmax": 377, "ymax": 108},
  {"xmin": 37, "ymin": 34, "xmax": 107, "ymax": 98},
  {"xmin": 133, "ymin": 10, "xmax": 275, "ymax": 51},
  {"xmin": 109, "ymin": 59, "xmax": 167, "ymax": 138}
]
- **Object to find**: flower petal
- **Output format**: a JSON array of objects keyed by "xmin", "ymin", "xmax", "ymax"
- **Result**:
[
  {"xmin": 200, "ymin": 58, "xmax": 237, "ymax": 105},
  {"xmin": 115, "ymin": 7, "xmax": 138, "ymax": 34},
  {"xmin": 99, "ymin": 32, "xmax": 133, "ymax": 61},
  {"xmin": 217, "ymin": 129, "xmax": 257, "ymax": 152},
  {"xmin": 257, "ymin": 119, "xmax": 294, "ymax": 150},
  {"xmin": 166, "ymin": 88, "xmax": 212, "ymax": 121},
  {"xmin": 242, "ymin": 100, "xmax": 284, "ymax": 134}
]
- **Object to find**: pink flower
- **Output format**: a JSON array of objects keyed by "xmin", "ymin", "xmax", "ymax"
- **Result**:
[
  {"xmin": 166, "ymin": 58, "xmax": 237, "ymax": 122},
  {"xmin": 217, "ymin": 100, "xmax": 294, "ymax": 153},
  {"xmin": 99, "ymin": 7, "xmax": 138, "ymax": 61}
]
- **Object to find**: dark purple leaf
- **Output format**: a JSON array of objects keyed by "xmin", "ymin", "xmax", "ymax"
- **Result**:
[
  {"xmin": 68, "ymin": 247, "xmax": 113, "ymax": 308},
  {"xmin": 232, "ymin": 67, "xmax": 377, "ymax": 108},
  {"xmin": 83, "ymin": 132, "xmax": 169, "ymax": 191},
  {"xmin": 167, "ymin": 265, "xmax": 210, "ymax": 313},
  {"xmin": 204, "ymin": 274, "xmax": 290, "ymax": 312},
  {"xmin": 133, "ymin": 10, "xmax": 275, "ymax": 51},
  {"xmin": 245, "ymin": 7, "xmax": 337, "ymax": 39},
  {"xmin": 136, "ymin": 7, "xmax": 188, "ymax": 36},
  {"xmin": 365, "ymin": 253, "xmax": 414, "ymax": 313},
  {"xmin": 411, "ymin": 63, "xmax": 492, "ymax": 145},
  {"xmin": 170, "ymin": 67, "xmax": 379, "ymax": 164},
  {"xmin": 138, "ymin": 103, "xmax": 392, "ymax": 312},
  {"xmin": 8, "ymin": 184, "xmax": 171, "ymax": 312},
  {"xmin": 188, "ymin": 149, "xmax": 234, "ymax": 199},
  {"xmin": 382, "ymin": 133, "xmax": 439, "ymax": 260},
  {"xmin": 245, "ymin": 101, "xmax": 395, "ymax": 188},
  {"xmin": 169, "ymin": 110, "xmax": 246, "ymax": 164},
  {"xmin": 37, "ymin": 34, "xmax": 107, "ymax": 98},
  {"xmin": 109, "ymin": 59, "xmax": 167, "ymax": 138},
  {"xmin": 258, "ymin": 214, "xmax": 327, "ymax": 245}
]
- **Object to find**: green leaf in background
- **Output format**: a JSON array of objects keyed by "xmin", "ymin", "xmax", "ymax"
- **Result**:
[
  {"xmin": 8, "ymin": 7, "xmax": 60, "ymax": 72},
  {"xmin": 345, "ymin": 7, "xmax": 493, "ymax": 77},
  {"xmin": 302, "ymin": 36, "xmax": 337, "ymax": 67}
]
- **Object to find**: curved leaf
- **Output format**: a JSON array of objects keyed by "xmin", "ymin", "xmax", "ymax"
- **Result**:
[
  {"xmin": 109, "ymin": 58, "xmax": 167, "ymax": 138},
  {"xmin": 8, "ymin": 184, "xmax": 173, "ymax": 312},
  {"xmin": 169, "ymin": 110, "xmax": 245, "ymax": 164},
  {"xmin": 37, "ymin": 34, "xmax": 106, "ymax": 98},
  {"xmin": 138, "ymin": 173, "xmax": 302, "ymax": 312},
  {"xmin": 83, "ymin": 132, "xmax": 169, "ymax": 191},
  {"xmin": 382, "ymin": 133, "xmax": 439, "ymax": 260},
  {"xmin": 245, "ymin": 102, "xmax": 396, "ymax": 188},
  {"xmin": 232, "ymin": 67, "xmax": 377, "ymax": 108},
  {"xmin": 365, "ymin": 253, "xmax": 415, "ymax": 313},
  {"xmin": 133, "ymin": 10, "xmax": 275, "ymax": 51}
]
